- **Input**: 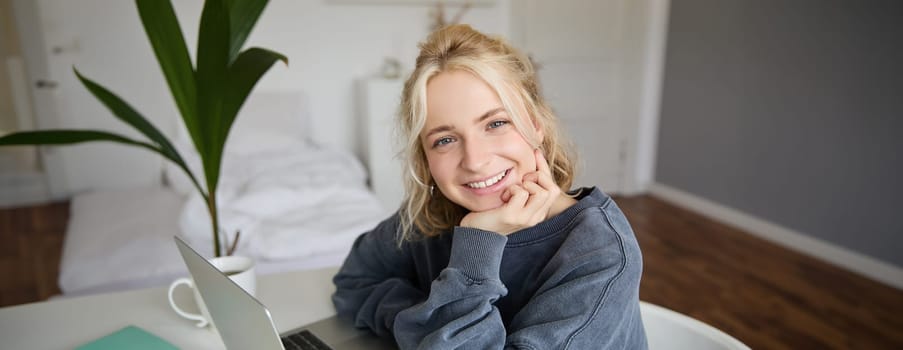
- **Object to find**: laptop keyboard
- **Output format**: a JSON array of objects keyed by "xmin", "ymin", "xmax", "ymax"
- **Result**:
[{"xmin": 281, "ymin": 330, "xmax": 334, "ymax": 350}]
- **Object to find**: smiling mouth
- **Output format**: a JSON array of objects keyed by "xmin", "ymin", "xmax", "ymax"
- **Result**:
[{"xmin": 466, "ymin": 169, "xmax": 510, "ymax": 189}]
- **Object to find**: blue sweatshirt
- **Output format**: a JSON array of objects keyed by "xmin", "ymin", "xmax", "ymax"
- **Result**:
[{"xmin": 332, "ymin": 187, "xmax": 647, "ymax": 349}]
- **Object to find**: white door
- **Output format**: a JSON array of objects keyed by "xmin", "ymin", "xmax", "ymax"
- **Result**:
[
  {"xmin": 511, "ymin": 0, "xmax": 658, "ymax": 194},
  {"xmin": 9, "ymin": 0, "xmax": 67, "ymax": 200},
  {"xmin": 13, "ymin": 0, "xmax": 181, "ymax": 197},
  {"xmin": 1, "ymin": 0, "xmax": 51, "ymax": 206}
]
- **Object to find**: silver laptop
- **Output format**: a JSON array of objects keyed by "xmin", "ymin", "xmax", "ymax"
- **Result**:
[{"xmin": 174, "ymin": 236, "xmax": 396, "ymax": 350}]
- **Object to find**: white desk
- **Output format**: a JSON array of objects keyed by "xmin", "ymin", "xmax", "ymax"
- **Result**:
[{"xmin": 0, "ymin": 267, "xmax": 340, "ymax": 349}]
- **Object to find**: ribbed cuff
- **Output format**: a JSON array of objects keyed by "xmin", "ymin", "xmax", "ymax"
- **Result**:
[{"xmin": 448, "ymin": 227, "xmax": 508, "ymax": 281}]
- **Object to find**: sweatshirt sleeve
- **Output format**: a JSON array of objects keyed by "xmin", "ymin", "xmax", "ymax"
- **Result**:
[
  {"xmin": 504, "ymin": 203, "xmax": 647, "ymax": 349},
  {"xmin": 392, "ymin": 227, "xmax": 510, "ymax": 349},
  {"xmin": 334, "ymin": 197, "xmax": 646, "ymax": 349},
  {"xmin": 331, "ymin": 215, "xmax": 426, "ymax": 339},
  {"xmin": 396, "ymin": 202, "xmax": 647, "ymax": 349}
]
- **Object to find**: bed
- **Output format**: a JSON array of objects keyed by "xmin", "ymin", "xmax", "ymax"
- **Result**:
[{"xmin": 57, "ymin": 91, "xmax": 388, "ymax": 297}]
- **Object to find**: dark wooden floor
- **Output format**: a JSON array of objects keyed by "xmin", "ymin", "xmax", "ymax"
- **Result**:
[
  {"xmin": 615, "ymin": 195, "xmax": 903, "ymax": 350},
  {"xmin": 0, "ymin": 200, "xmax": 67, "ymax": 306},
  {"xmin": 1, "ymin": 196, "xmax": 901, "ymax": 348}
]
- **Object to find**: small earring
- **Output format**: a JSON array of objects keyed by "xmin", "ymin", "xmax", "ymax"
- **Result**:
[{"xmin": 430, "ymin": 185, "xmax": 435, "ymax": 196}]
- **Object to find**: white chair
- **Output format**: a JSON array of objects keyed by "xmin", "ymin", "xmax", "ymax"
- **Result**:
[{"xmin": 641, "ymin": 301, "xmax": 751, "ymax": 350}]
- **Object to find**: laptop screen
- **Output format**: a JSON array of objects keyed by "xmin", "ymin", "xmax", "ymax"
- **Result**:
[{"xmin": 174, "ymin": 236, "xmax": 286, "ymax": 349}]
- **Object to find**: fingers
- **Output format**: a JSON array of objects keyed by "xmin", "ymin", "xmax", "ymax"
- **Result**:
[
  {"xmin": 505, "ymin": 184, "xmax": 529, "ymax": 208},
  {"xmin": 517, "ymin": 150, "xmax": 560, "ymax": 226},
  {"xmin": 503, "ymin": 169, "xmax": 538, "ymax": 203},
  {"xmin": 500, "ymin": 188, "xmax": 513, "ymax": 203},
  {"xmin": 462, "ymin": 151, "xmax": 561, "ymax": 234},
  {"xmin": 534, "ymin": 149, "xmax": 551, "ymax": 176},
  {"xmin": 491, "ymin": 183, "xmax": 541, "ymax": 233},
  {"xmin": 527, "ymin": 150, "xmax": 559, "ymax": 195},
  {"xmin": 521, "ymin": 181, "xmax": 552, "ymax": 224}
]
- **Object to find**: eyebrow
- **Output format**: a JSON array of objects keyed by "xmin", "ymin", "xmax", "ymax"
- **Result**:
[{"xmin": 424, "ymin": 107, "xmax": 506, "ymax": 138}]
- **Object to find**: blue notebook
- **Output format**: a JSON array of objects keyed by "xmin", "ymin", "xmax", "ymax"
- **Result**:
[{"xmin": 76, "ymin": 325, "xmax": 179, "ymax": 350}]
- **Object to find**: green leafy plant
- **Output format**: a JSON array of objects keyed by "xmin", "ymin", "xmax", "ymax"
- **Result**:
[{"xmin": 0, "ymin": 0, "xmax": 286, "ymax": 257}]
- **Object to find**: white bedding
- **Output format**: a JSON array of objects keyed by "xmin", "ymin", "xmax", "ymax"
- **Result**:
[
  {"xmin": 58, "ymin": 186, "xmax": 353, "ymax": 296},
  {"xmin": 58, "ymin": 91, "xmax": 387, "ymax": 296},
  {"xmin": 59, "ymin": 186, "xmax": 187, "ymax": 296},
  {"xmin": 178, "ymin": 143, "xmax": 386, "ymax": 261},
  {"xmin": 59, "ymin": 144, "xmax": 386, "ymax": 296}
]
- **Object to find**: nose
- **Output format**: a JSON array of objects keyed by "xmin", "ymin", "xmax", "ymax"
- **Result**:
[{"xmin": 460, "ymin": 138, "xmax": 491, "ymax": 172}]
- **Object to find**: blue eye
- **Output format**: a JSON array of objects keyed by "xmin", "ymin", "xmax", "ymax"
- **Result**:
[
  {"xmin": 488, "ymin": 120, "xmax": 509, "ymax": 129},
  {"xmin": 433, "ymin": 136, "xmax": 454, "ymax": 148}
]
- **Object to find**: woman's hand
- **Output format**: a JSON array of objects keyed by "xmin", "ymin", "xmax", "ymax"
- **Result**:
[{"xmin": 460, "ymin": 149, "xmax": 561, "ymax": 235}]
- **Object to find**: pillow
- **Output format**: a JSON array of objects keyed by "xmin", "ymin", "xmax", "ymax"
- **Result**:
[
  {"xmin": 163, "ymin": 90, "xmax": 312, "ymax": 194},
  {"xmin": 58, "ymin": 187, "xmax": 187, "ymax": 295},
  {"xmin": 223, "ymin": 128, "xmax": 311, "ymax": 157}
]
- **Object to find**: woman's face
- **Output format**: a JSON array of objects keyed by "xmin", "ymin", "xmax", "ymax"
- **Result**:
[{"xmin": 420, "ymin": 70, "xmax": 542, "ymax": 212}]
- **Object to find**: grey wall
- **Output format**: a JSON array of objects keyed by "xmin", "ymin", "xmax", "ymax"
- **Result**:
[{"xmin": 656, "ymin": 0, "xmax": 903, "ymax": 267}]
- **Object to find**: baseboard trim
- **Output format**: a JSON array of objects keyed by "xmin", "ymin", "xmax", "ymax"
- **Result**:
[{"xmin": 648, "ymin": 182, "xmax": 903, "ymax": 290}]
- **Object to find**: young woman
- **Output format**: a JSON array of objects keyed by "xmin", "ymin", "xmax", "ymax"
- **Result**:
[{"xmin": 332, "ymin": 24, "xmax": 646, "ymax": 349}]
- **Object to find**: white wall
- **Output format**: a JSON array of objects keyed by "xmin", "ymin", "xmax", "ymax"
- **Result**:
[
  {"xmin": 173, "ymin": 0, "xmax": 510, "ymax": 159},
  {"xmin": 22, "ymin": 0, "xmax": 510, "ymax": 197},
  {"xmin": 508, "ymin": 0, "xmax": 668, "ymax": 194},
  {"xmin": 130, "ymin": 0, "xmax": 509, "ymax": 158},
  {"xmin": 22, "ymin": 0, "xmax": 676, "ymax": 198}
]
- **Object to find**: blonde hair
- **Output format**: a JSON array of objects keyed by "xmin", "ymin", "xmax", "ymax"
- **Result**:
[{"xmin": 397, "ymin": 24, "xmax": 576, "ymax": 242}]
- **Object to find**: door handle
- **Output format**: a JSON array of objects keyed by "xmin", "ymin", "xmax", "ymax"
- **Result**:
[{"xmin": 35, "ymin": 80, "xmax": 58, "ymax": 89}]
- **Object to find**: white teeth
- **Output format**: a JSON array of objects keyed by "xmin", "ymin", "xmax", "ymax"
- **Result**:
[{"xmin": 467, "ymin": 170, "xmax": 507, "ymax": 189}]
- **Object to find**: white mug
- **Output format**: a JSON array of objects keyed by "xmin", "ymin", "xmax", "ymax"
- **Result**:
[{"xmin": 167, "ymin": 255, "xmax": 256, "ymax": 327}]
